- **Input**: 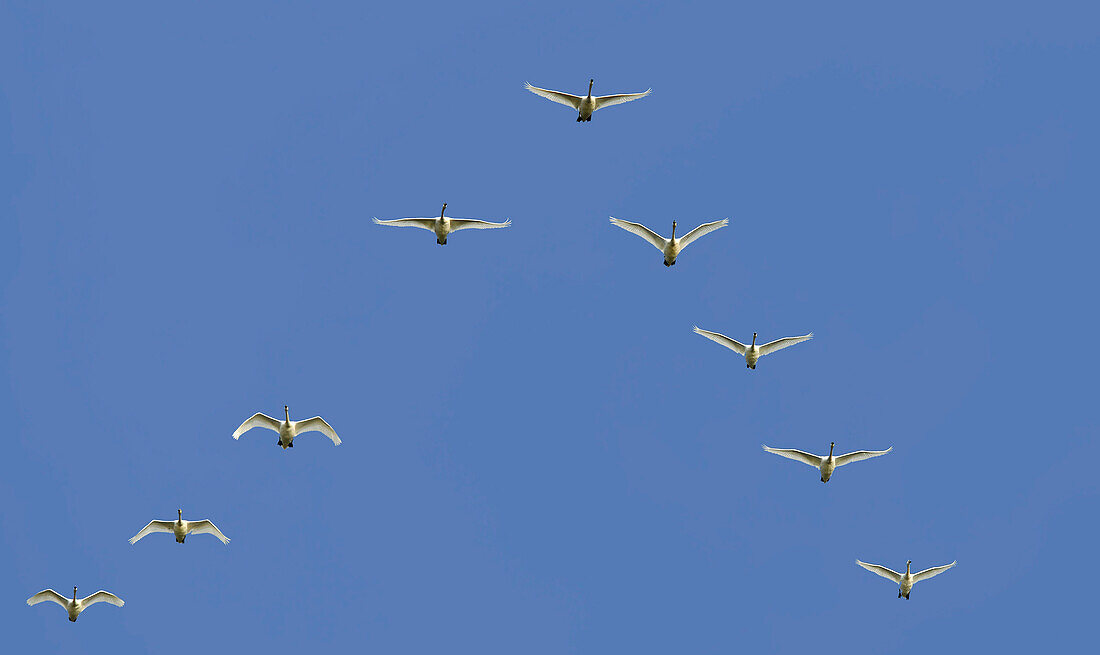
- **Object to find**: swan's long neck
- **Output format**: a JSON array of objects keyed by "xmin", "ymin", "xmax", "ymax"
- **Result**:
[
  {"xmin": 178, "ymin": 509, "xmax": 183, "ymax": 522},
  {"xmin": 751, "ymin": 332, "xmax": 757, "ymax": 347},
  {"xmin": 828, "ymin": 442, "xmax": 835, "ymax": 457},
  {"xmin": 440, "ymin": 203, "xmax": 447, "ymax": 220},
  {"xmin": 906, "ymin": 561, "xmax": 911, "ymax": 575},
  {"xmin": 285, "ymin": 406, "xmax": 290, "ymax": 423},
  {"xmin": 588, "ymin": 79, "xmax": 594, "ymax": 97},
  {"xmin": 73, "ymin": 586, "xmax": 78, "ymax": 602},
  {"xmin": 671, "ymin": 221, "xmax": 677, "ymax": 240}
]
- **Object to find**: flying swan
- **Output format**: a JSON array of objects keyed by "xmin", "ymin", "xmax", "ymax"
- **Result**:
[
  {"xmin": 233, "ymin": 405, "xmax": 341, "ymax": 449},
  {"xmin": 762, "ymin": 442, "xmax": 892, "ymax": 483},
  {"xmin": 856, "ymin": 559, "xmax": 957, "ymax": 599},
  {"xmin": 609, "ymin": 218, "xmax": 728, "ymax": 266},
  {"xmin": 525, "ymin": 79, "xmax": 651, "ymax": 122},
  {"xmin": 129, "ymin": 509, "xmax": 230, "ymax": 545},
  {"xmin": 27, "ymin": 587, "xmax": 124, "ymax": 622},
  {"xmin": 693, "ymin": 327, "xmax": 812, "ymax": 369},
  {"xmin": 373, "ymin": 203, "xmax": 510, "ymax": 245}
]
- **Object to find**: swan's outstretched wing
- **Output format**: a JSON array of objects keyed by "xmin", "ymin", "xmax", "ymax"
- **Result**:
[
  {"xmin": 448, "ymin": 218, "xmax": 511, "ymax": 232},
  {"xmin": 524, "ymin": 83, "xmax": 583, "ymax": 110},
  {"xmin": 913, "ymin": 561, "xmax": 956, "ymax": 583},
  {"xmin": 27, "ymin": 589, "xmax": 68, "ymax": 608},
  {"xmin": 857, "ymin": 560, "xmax": 903, "ymax": 583},
  {"xmin": 676, "ymin": 219, "xmax": 729, "ymax": 249},
  {"xmin": 187, "ymin": 520, "xmax": 231, "ymax": 545},
  {"xmin": 232, "ymin": 413, "xmax": 281, "ymax": 439},
  {"xmin": 757, "ymin": 333, "xmax": 813, "ymax": 357},
  {"xmin": 762, "ymin": 445, "xmax": 823, "ymax": 468},
  {"xmin": 372, "ymin": 217, "xmax": 436, "ymax": 231},
  {"xmin": 81, "ymin": 591, "xmax": 124, "ymax": 608},
  {"xmin": 609, "ymin": 218, "xmax": 667, "ymax": 251},
  {"xmin": 692, "ymin": 326, "xmax": 748, "ymax": 355},
  {"xmin": 129, "ymin": 520, "xmax": 175, "ymax": 544},
  {"xmin": 593, "ymin": 89, "xmax": 652, "ymax": 110},
  {"xmin": 294, "ymin": 417, "xmax": 341, "ymax": 446},
  {"xmin": 834, "ymin": 446, "xmax": 893, "ymax": 468}
]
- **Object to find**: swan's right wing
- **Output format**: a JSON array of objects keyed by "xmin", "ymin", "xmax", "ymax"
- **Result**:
[
  {"xmin": 82, "ymin": 591, "xmax": 124, "ymax": 608},
  {"xmin": 524, "ymin": 83, "xmax": 583, "ymax": 110},
  {"xmin": 692, "ymin": 326, "xmax": 748, "ymax": 355},
  {"xmin": 294, "ymin": 417, "xmax": 342, "ymax": 446},
  {"xmin": 232, "ymin": 413, "xmax": 281, "ymax": 439},
  {"xmin": 371, "ymin": 217, "xmax": 436, "ymax": 232},
  {"xmin": 676, "ymin": 219, "xmax": 729, "ymax": 249},
  {"xmin": 856, "ymin": 560, "xmax": 903, "ymax": 583},
  {"xmin": 834, "ymin": 446, "xmax": 893, "ymax": 468},
  {"xmin": 913, "ymin": 561, "xmax": 957, "ymax": 583},
  {"xmin": 27, "ymin": 589, "xmax": 68, "ymax": 607},
  {"xmin": 448, "ymin": 218, "xmax": 512, "ymax": 232},
  {"xmin": 129, "ymin": 520, "xmax": 174, "ymax": 544},
  {"xmin": 609, "ymin": 217, "xmax": 667, "ymax": 251},
  {"xmin": 761, "ymin": 445, "xmax": 823, "ymax": 468},
  {"xmin": 187, "ymin": 520, "xmax": 231, "ymax": 545},
  {"xmin": 757, "ymin": 333, "xmax": 813, "ymax": 357}
]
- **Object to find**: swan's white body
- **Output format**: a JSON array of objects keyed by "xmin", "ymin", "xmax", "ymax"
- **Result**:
[
  {"xmin": 857, "ymin": 559, "xmax": 957, "ymax": 599},
  {"xmin": 693, "ymin": 327, "xmax": 812, "ymax": 369},
  {"xmin": 130, "ymin": 509, "xmax": 230, "ymax": 545},
  {"xmin": 27, "ymin": 586, "xmax": 124, "ymax": 622},
  {"xmin": 525, "ymin": 79, "xmax": 651, "ymax": 122},
  {"xmin": 609, "ymin": 218, "xmax": 728, "ymax": 266},
  {"xmin": 233, "ymin": 405, "xmax": 341, "ymax": 449},
  {"xmin": 373, "ymin": 203, "xmax": 510, "ymax": 245},
  {"xmin": 762, "ymin": 442, "xmax": 892, "ymax": 482}
]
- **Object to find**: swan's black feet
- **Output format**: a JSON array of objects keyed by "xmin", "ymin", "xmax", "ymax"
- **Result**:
[
  {"xmin": 288, "ymin": 442, "xmax": 294, "ymax": 448},
  {"xmin": 576, "ymin": 116, "xmax": 581, "ymax": 122},
  {"xmin": 821, "ymin": 478, "xmax": 826, "ymax": 483},
  {"xmin": 898, "ymin": 591, "xmax": 902, "ymax": 598},
  {"xmin": 277, "ymin": 439, "xmax": 281, "ymax": 446},
  {"xmin": 664, "ymin": 261, "xmax": 671, "ymax": 267}
]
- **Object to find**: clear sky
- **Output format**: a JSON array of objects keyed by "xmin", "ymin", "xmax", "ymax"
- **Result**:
[{"xmin": 1, "ymin": 1, "xmax": 1097, "ymax": 653}]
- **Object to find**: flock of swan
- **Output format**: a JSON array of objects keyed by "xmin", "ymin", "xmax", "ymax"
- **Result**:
[{"xmin": 26, "ymin": 78, "xmax": 955, "ymax": 623}]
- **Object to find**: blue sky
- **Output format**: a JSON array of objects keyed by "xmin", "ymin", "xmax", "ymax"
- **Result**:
[{"xmin": 1, "ymin": 1, "xmax": 1097, "ymax": 652}]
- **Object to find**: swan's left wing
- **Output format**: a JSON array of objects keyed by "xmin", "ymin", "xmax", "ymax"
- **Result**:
[
  {"xmin": 757, "ymin": 333, "xmax": 813, "ymax": 357},
  {"xmin": 448, "ymin": 218, "xmax": 511, "ymax": 232},
  {"xmin": 129, "ymin": 520, "xmax": 174, "ymax": 544},
  {"xmin": 295, "ymin": 417, "xmax": 342, "ymax": 446},
  {"xmin": 676, "ymin": 219, "xmax": 729, "ymax": 249},
  {"xmin": 524, "ymin": 83, "xmax": 583, "ymax": 110},
  {"xmin": 692, "ymin": 326, "xmax": 748, "ymax": 355},
  {"xmin": 187, "ymin": 520, "xmax": 231, "ymax": 545},
  {"xmin": 913, "ymin": 560, "xmax": 956, "ymax": 583},
  {"xmin": 593, "ymin": 89, "xmax": 652, "ymax": 110},
  {"xmin": 834, "ymin": 446, "xmax": 893, "ymax": 468},
  {"xmin": 856, "ymin": 560, "xmax": 903, "ymax": 583},
  {"xmin": 232, "ymin": 412, "xmax": 281, "ymax": 439},
  {"xmin": 81, "ymin": 591, "xmax": 124, "ymax": 608},
  {"xmin": 762, "ymin": 445, "xmax": 823, "ymax": 468}
]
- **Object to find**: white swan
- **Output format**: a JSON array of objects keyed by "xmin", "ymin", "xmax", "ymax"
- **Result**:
[
  {"xmin": 27, "ymin": 586, "xmax": 124, "ymax": 622},
  {"xmin": 609, "ymin": 218, "xmax": 728, "ymax": 266},
  {"xmin": 857, "ymin": 559, "xmax": 957, "ymax": 599},
  {"xmin": 129, "ymin": 509, "xmax": 230, "ymax": 545},
  {"xmin": 525, "ymin": 79, "xmax": 651, "ymax": 122},
  {"xmin": 762, "ymin": 442, "xmax": 892, "ymax": 483},
  {"xmin": 373, "ymin": 203, "xmax": 510, "ymax": 245},
  {"xmin": 233, "ymin": 405, "xmax": 341, "ymax": 449},
  {"xmin": 693, "ymin": 327, "xmax": 812, "ymax": 369}
]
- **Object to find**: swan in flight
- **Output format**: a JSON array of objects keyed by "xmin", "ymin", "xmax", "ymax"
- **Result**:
[
  {"xmin": 373, "ymin": 203, "xmax": 510, "ymax": 245},
  {"xmin": 233, "ymin": 405, "xmax": 341, "ymax": 449},
  {"xmin": 857, "ymin": 560, "xmax": 957, "ymax": 599},
  {"xmin": 27, "ymin": 586, "xmax": 124, "ymax": 622},
  {"xmin": 609, "ymin": 218, "xmax": 728, "ymax": 266},
  {"xmin": 129, "ymin": 509, "xmax": 230, "ymax": 545},
  {"xmin": 525, "ymin": 79, "xmax": 651, "ymax": 122},
  {"xmin": 693, "ymin": 327, "xmax": 812, "ymax": 369},
  {"xmin": 762, "ymin": 442, "xmax": 892, "ymax": 483}
]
